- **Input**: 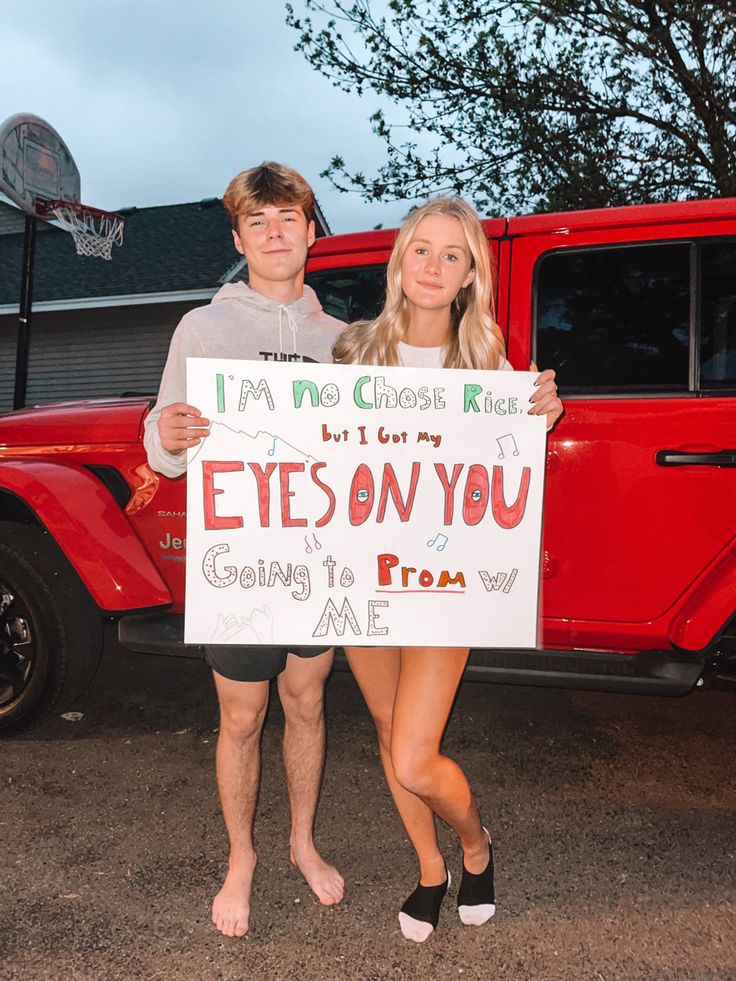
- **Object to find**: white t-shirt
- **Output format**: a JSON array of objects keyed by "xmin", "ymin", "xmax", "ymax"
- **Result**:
[{"xmin": 397, "ymin": 340, "xmax": 513, "ymax": 371}]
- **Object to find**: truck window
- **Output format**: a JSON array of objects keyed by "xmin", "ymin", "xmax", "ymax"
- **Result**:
[
  {"xmin": 700, "ymin": 241, "xmax": 736, "ymax": 389},
  {"xmin": 535, "ymin": 243, "xmax": 690, "ymax": 393},
  {"xmin": 305, "ymin": 265, "xmax": 387, "ymax": 324}
]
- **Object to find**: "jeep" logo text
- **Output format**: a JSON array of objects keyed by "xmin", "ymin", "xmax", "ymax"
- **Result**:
[{"xmin": 160, "ymin": 533, "xmax": 186, "ymax": 550}]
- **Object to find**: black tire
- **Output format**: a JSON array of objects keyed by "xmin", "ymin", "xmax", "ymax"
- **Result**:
[{"xmin": 0, "ymin": 521, "xmax": 103, "ymax": 731}]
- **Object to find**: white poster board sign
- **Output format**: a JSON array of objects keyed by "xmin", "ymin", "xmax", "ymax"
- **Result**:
[{"xmin": 185, "ymin": 359, "xmax": 546, "ymax": 648}]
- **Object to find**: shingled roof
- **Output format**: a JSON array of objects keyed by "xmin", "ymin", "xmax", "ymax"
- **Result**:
[{"xmin": 0, "ymin": 197, "xmax": 331, "ymax": 306}]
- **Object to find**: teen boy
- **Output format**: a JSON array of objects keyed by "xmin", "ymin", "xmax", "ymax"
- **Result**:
[{"xmin": 144, "ymin": 163, "xmax": 345, "ymax": 938}]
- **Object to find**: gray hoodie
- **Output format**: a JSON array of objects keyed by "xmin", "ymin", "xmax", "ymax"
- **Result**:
[{"xmin": 144, "ymin": 282, "xmax": 344, "ymax": 477}]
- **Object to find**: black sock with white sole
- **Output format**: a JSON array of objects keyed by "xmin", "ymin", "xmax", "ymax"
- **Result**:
[
  {"xmin": 457, "ymin": 830, "xmax": 495, "ymax": 926},
  {"xmin": 398, "ymin": 869, "xmax": 451, "ymax": 942}
]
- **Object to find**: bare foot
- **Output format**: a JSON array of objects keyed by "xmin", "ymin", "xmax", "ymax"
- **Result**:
[
  {"xmin": 290, "ymin": 843, "xmax": 344, "ymax": 905},
  {"xmin": 212, "ymin": 855, "xmax": 257, "ymax": 937}
]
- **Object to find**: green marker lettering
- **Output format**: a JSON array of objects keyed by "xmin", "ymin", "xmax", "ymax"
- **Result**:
[{"xmin": 463, "ymin": 383, "xmax": 482, "ymax": 413}]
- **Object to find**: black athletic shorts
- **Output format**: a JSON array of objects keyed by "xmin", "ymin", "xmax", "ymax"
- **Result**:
[{"xmin": 204, "ymin": 644, "xmax": 332, "ymax": 683}]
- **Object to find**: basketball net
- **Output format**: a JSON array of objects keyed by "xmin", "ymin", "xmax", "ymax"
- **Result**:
[{"xmin": 37, "ymin": 199, "xmax": 125, "ymax": 260}]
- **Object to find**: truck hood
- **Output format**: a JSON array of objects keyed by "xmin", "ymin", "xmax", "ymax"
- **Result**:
[{"xmin": 0, "ymin": 397, "xmax": 152, "ymax": 447}]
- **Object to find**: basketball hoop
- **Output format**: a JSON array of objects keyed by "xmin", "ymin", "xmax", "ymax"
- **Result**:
[
  {"xmin": 36, "ymin": 198, "xmax": 125, "ymax": 260},
  {"xmin": 2, "ymin": 112, "xmax": 128, "ymax": 407}
]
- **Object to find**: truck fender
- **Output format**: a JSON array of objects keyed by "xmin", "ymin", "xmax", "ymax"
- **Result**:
[
  {"xmin": 668, "ymin": 541, "xmax": 736, "ymax": 652},
  {"xmin": 0, "ymin": 459, "xmax": 171, "ymax": 612}
]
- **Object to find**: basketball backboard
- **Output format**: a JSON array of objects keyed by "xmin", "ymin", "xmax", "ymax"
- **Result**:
[{"xmin": 0, "ymin": 113, "xmax": 80, "ymax": 216}]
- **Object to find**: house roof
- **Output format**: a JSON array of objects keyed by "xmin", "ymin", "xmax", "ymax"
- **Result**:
[{"xmin": 0, "ymin": 197, "xmax": 331, "ymax": 306}]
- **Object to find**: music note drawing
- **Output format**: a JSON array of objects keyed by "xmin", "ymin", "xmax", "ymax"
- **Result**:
[{"xmin": 497, "ymin": 433, "xmax": 519, "ymax": 460}]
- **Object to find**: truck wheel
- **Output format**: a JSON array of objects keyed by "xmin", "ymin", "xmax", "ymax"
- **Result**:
[{"xmin": 0, "ymin": 521, "xmax": 103, "ymax": 731}]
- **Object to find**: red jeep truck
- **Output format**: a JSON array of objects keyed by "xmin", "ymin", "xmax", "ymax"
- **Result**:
[{"xmin": 1, "ymin": 197, "xmax": 734, "ymax": 730}]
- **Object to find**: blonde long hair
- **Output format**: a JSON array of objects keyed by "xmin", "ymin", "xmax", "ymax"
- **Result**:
[{"xmin": 333, "ymin": 196, "xmax": 506, "ymax": 369}]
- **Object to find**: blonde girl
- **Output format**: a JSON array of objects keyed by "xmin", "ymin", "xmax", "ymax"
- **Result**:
[{"xmin": 334, "ymin": 196, "xmax": 562, "ymax": 942}]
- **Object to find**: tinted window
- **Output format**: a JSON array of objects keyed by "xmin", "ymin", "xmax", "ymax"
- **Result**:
[
  {"xmin": 305, "ymin": 265, "xmax": 387, "ymax": 324},
  {"xmin": 536, "ymin": 244, "xmax": 690, "ymax": 392},
  {"xmin": 700, "ymin": 241, "xmax": 736, "ymax": 389}
]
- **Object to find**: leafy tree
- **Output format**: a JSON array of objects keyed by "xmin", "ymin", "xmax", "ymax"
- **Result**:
[{"xmin": 286, "ymin": 1, "xmax": 736, "ymax": 213}]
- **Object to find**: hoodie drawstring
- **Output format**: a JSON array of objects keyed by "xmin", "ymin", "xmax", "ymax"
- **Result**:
[{"xmin": 277, "ymin": 304, "xmax": 300, "ymax": 355}]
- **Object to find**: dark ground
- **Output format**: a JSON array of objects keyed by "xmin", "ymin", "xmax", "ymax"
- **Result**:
[{"xmin": 2, "ymin": 630, "xmax": 735, "ymax": 981}]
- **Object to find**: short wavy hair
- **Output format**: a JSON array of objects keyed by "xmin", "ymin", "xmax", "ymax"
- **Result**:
[{"xmin": 223, "ymin": 161, "xmax": 315, "ymax": 229}]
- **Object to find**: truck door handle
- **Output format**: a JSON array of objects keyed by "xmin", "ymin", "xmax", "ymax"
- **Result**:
[{"xmin": 656, "ymin": 450, "xmax": 736, "ymax": 468}]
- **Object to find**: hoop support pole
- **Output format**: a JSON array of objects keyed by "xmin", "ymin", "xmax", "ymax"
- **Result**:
[{"xmin": 13, "ymin": 214, "xmax": 37, "ymax": 410}]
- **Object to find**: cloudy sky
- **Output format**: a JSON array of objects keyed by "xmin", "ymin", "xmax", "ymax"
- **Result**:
[{"xmin": 2, "ymin": 0, "xmax": 413, "ymax": 234}]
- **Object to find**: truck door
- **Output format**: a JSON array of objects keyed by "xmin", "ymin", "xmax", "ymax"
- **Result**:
[{"xmin": 503, "ymin": 213, "xmax": 736, "ymax": 652}]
